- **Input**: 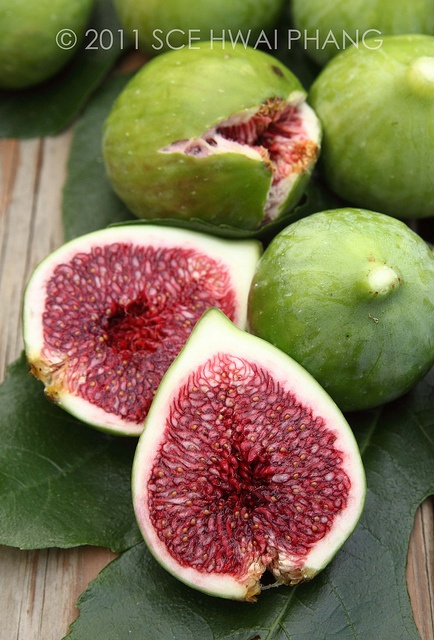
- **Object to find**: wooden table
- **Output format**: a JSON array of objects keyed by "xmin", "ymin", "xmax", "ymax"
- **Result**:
[{"xmin": 0, "ymin": 132, "xmax": 433, "ymax": 639}]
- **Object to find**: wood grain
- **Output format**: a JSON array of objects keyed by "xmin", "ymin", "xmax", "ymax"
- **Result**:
[{"xmin": 0, "ymin": 134, "xmax": 433, "ymax": 639}]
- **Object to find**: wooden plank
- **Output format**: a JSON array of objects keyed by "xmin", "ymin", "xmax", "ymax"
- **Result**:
[
  {"xmin": 0, "ymin": 133, "xmax": 117, "ymax": 639},
  {"xmin": 0, "ymin": 545, "xmax": 117, "ymax": 639},
  {"xmin": 0, "ymin": 133, "xmax": 433, "ymax": 639},
  {"xmin": 407, "ymin": 497, "xmax": 434, "ymax": 639}
]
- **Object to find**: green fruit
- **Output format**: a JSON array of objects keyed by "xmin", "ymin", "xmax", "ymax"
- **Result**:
[
  {"xmin": 309, "ymin": 35, "xmax": 434, "ymax": 219},
  {"xmin": 248, "ymin": 208, "xmax": 434, "ymax": 412},
  {"xmin": 23, "ymin": 225, "xmax": 261, "ymax": 436},
  {"xmin": 102, "ymin": 43, "xmax": 321, "ymax": 231},
  {"xmin": 291, "ymin": 0, "xmax": 434, "ymax": 66},
  {"xmin": 0, "ymin": 0, "xmax": 94, "ymax": 90},
  {"xmin": 132, "ymin": 308, "xmax": 365, "ymax": 601},
  {"xmin": 114, "ymin": 0, "xmax": 284, "ymax": 56}
]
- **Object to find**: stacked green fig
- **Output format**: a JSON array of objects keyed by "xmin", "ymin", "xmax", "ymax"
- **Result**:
[
  {"xmin": 114, "ymin": 0, "xmax": 286, "ymax": 56},
  {"xmin": 0, "ymin": 0, "xmax": 95, "ymax": 90},
  {"xmin": 291, "ymin": 0, "xmax": 434, "ymax": 66},
  {"xmin": 309, "ymin": 34, "xmax": 434, "ymax": 219},
  {"xmin": 22, "ymin": 0, "xmax": 434, "ymax": 603}
]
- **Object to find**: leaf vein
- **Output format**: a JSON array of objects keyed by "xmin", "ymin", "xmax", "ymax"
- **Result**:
[
  {"xmin": 326, "ymin": 577, "xmax": 358, "ymax": 639},
  {"xmin": 413, "ymin": 412, "xmax": 434, "ymax": 450},
  {"xmin": 263, "ymin": 587, "xmax": 299, "ymax": 639},
  {"xmin": 357, "ymin": 407, "xmax": 383, "ymax": 457},
  {"xmin": 0, "ymin": 440, "xmax": 113, "ymax": 496}
]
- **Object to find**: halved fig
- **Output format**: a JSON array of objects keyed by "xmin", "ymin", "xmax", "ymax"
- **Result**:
[
  {"xmin": 102, "ymin": 42, "xmax": 321, "ymax": 231},
  {"xmin": 22, "ymin": 225, "xmax": 261, "ymax": 436},
  {"xmin": 132, "ymin": 309, "xmax": 366, "ymax": 601}
]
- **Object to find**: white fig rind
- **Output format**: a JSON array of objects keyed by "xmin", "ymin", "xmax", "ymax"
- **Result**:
[
  {"xmin": 23, "ymin": 226, "xmax": 262, "ymax": 436},
  {"xmin": 132, "ymin": 309, "xmax": 366, "ymax": 600}
]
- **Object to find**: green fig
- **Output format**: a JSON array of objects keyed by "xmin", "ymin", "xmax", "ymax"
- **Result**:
[
  {"xmin": 102, "ymin": 42, "xmax": 321, "ymax": 231},
  {"xmin": 114, "ymin": 0, "xmax": 285, "ymax": 57},
  {"xmin": 248, "ymin": 208, "xmax": 434, "ymax": 412},
  {"xmin": 309, "ymin": 34, "xmax": 434, "ymax": 219},
  {"xmin": 0, "ymin": 0, "xmax": 94, "ymax": 90},
  {"xmin": 291, "ymin": 0, "xmax": 434, "ymax": 66}
]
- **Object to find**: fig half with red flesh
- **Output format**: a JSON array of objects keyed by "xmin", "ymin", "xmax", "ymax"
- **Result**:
[
  {"xmin": 132, "ymin": 309, "xmax": 366, "ymax": 601},
  {"xmin": 23, "ymin": 226, "xmax": 261, "ymax": 436}
]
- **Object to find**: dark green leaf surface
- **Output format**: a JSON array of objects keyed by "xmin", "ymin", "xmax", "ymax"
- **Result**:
[
  {"xmin": 0, "ymin": 0, "xmax": 126, "ymax": 139},
  {"xmin": 65, "ymin": 369, "xmax": 434, "ymax": 640},
  {"xmin": 0, "ymin": 354, "xmax": 141, "ymax": 552},
  {"xmin": 62, "ymin": 73, "xmax": 133, "ymax": 241}
]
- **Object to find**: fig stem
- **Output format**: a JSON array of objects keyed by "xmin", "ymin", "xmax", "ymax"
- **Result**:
[{"xmin": 367, "ymin": 264, "xmax": 401, "ymax": 297}]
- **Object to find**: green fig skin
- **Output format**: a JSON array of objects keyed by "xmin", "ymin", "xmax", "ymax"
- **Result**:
[
  {"xmin": 247, "ymin": 208, "xmax": 434, "ymax": 412},
  {"xmin": 308, "ymin": 35, "xmax": 434, "ymax": 219},
  {"xmin": 291, "ymin": 0, "xmax": 434, "ymax": 66},
  {"xmin": 103, "ymin": 43, "xmax": 319, "ymax": 230},
  {"xmin": 0, "ymin": 0, "xmax": 94, "ymax": 90},
  {"xmin": 114, "ymin": 0, "xmax": 285, "ymax": 57}
]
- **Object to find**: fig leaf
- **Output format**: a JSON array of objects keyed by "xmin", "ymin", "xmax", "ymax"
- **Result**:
[
  {"xmin": 0, "ymin": 353, "xmax": 141, "ymax": 552},
  {"xmin": 63, "ymin": 74, "xmax": 133, "ymax": 240},
  {"xmin": 0, "ymin": 305, "xmax": 432, "ymax": 638},
  {"xmin": 64, "ymin": 368, "xmax": 434, "ymax": 639},
  {"xmin": 0, "ymin": 0, "xmax": 126, "ymax": 139}
]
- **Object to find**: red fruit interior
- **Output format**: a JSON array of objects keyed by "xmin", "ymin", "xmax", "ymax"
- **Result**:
[
  {"xmin": 42, "ymin": 243, "xmax": 236, "ymax": 423},
  {"xmin": 163, "ymin": 98, "xmax": 318, "ymax": 223},
  {"xmin": 212, "ymin": 98, "xmax": 316, "ymax": 185},
  {"xmin": 148, "ymin": 353, "xmax": 350, "ymax": 578}
]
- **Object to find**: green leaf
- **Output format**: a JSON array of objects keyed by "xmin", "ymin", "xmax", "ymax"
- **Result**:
[
  {"xmin": 65, "ymin": 368, "xmax": 434, "ymax": 639},
  {"xmin": 0, "ymin": 0, "xmax": 126, "ymax": 139},
  {"xmin": 62, "ymin": 72, "xmax": 343, "ymax": 244},
  {"xmin": 62, "ymin": 73, "xmax": 134, "ymax": 241},
  {"xmin": 0, "ymin": 354, "xmax": 141, "ymax": 552}
]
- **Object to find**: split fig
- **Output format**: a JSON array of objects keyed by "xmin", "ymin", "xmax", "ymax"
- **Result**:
[
  {"xmin": 132, "ymin": 308, "xmax": 365, "ymax": 601},
  {"xmin": 102, "ymin": 42, "xmax": 321, "ymax": 231},
  {"xmin": 248, "ymin": 208, "xmax": 434, "ymax": 411},
  {"xmin": 23, "ymin": 225, "xmax": 261, "ymax": 436},
  {"xmin": 308, "ymin": 34, "xmax": 434, "ymax": 219}
]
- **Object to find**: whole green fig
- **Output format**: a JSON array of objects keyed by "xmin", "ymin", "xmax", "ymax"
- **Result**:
[
  {"xmin": 291, "ymin": 0, "xmax": 434, "ymax": 66},
  {"xmin": 114, "ymin": 0, "xmax": 285, "ymax": 56},
  {"xmin": 309, "ymin": 35, "xmax": 434, "ymax": 219},
  {"xmin": 0, "ymin": 0, "xmax": 94, "ymax": 90},
  {"xmin": 248, "ymin": 208, "xmax": 434, "ymax": 411}
]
